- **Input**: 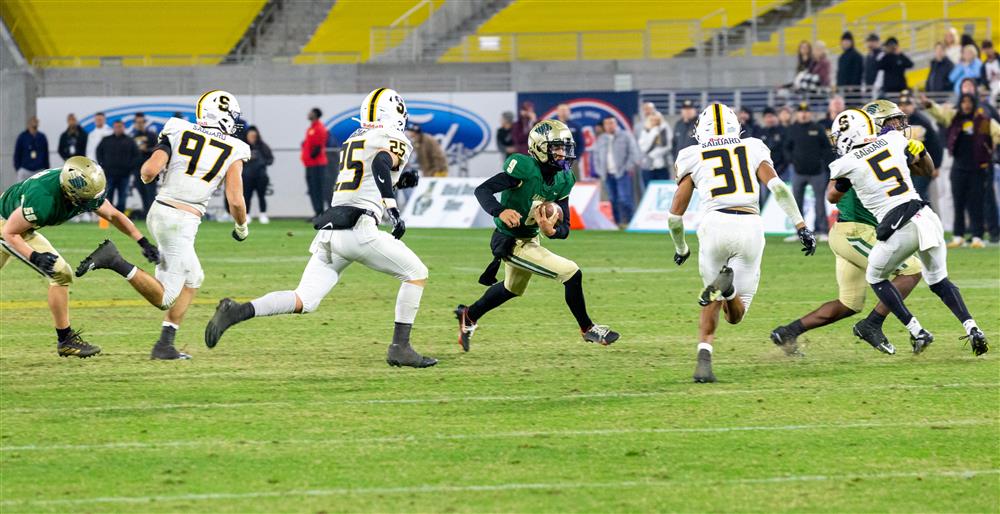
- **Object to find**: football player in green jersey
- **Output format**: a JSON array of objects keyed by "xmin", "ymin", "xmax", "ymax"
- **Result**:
[
  {"xmin": 770, "ymin": 100, "xmax": 933, "ymax": 355},
  {"xmin": 0, "ymin": 156, "xmax": 159, "ymax": 357},
  {"xmin": 454, "ymin": 120, "xmax": 619, "ymax": 351}
]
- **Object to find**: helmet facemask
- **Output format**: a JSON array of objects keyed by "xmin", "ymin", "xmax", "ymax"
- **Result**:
[{"xmin": 540, "ymin": 139, "xmax": 576, "ymax": 170}]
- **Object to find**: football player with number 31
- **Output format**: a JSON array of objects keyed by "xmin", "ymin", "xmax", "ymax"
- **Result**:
[
  {"xmin": 668, "ymin": 103, "xmax": 816, "ymax": 383},
  {"xmin": 77, "ymin": 90, "xmax": 251, "ymax": 360},
  {"xmin": 826, "ymin": 108, "xmax": 988, "ymax": 356},
  {"xmin": 203, "ymin": 88, "xmax": 435, "ymax": 368}
]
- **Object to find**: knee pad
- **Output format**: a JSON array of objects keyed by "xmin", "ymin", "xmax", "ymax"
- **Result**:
[
  {"xmin": 407, "ymin": 261, "xmax": 428, "ymax": 282},
  {"xmin": 294, "ymin": 288, "xmax": 324, "ymax": 314},
  {"xmin": 49, "ymin": 261, "xmax": 73, "ymax": 287}
]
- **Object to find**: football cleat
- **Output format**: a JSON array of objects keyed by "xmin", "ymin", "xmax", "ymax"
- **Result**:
[
  {"xmin": 699, "ymin": 266, "xmax": 734, "ymax": 306},
  {"xmin": 205, "ymin": 298, "xmax": 245, "ymax": 349},
  {"xmin": 961, "ymin": 327, "xmax": 989, "ymax": 357},
  {"xmin": 386, "ymin": 343, "xmax": 438, "ymax": 368},
  {"xmin": 454, "ymin": 304, "xmax": 477, "ymax": 352},
  {"xmin": 769, "ymin": 325, "xmax": 803, "ymax": 356},
  {"xmin": 910, "ymin": 329, "xmax": 934, "ymax": 355},
  {"xmin": 57, "ymin": 330, "xmax": 101, "ymax": 358},
  {"xmin": 150, "ymin": 343, "xmax": 192, "ymax": 360},
  {"xmin": 75, "ymin": 239, "xmax": 123, "ymax": 277},
  {"xmin": 582, "ymin": 324, "xmax": 619, "ymax": 346},
  {"xmin": 693, "ymin": 349, "xmax": 716, "ymax": 383},
  {"xmin": 852, "ymin": 319, "xmax": 896, "ymax": 355}
]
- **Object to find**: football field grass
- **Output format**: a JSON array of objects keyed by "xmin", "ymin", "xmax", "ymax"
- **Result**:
[{"xmin": 1, "ymin": 220, "xmax": 998, "ymax": 513}]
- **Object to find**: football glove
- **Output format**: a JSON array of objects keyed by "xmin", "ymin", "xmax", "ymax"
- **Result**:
[
  {"xmin": 29, "ymin": 251, "xmax": 58, "ymax": 276},
  {"xmin": 798, "ymin": 226, "xmax": 817, "ymax": 256},
  {"xmin": 386, "ymin": 207, "xmax": 406, "ymax": 239},
  {"xmin": 396, "ymin": 170, "xmax": 419, "ymax": 189},
  {"xmin": 137, "ymin": 237, "xmax": 160, "ymax": 264},
  {"xmin": 232, "ymin": 222, "xmax": 249, "ymax": 242},
  {"xmin": 674, "ymin": 250, "xmax": 691, "ymax": 266}
]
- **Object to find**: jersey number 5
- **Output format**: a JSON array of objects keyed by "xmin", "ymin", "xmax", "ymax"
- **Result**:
[
  {"xmin": 702, "ymin": 146, "xmax": 753, "ymax": 197},
  {"xmin": 336, "ymin": 140, "xmax": 365, "ymax": 192},
  {"xmin": 866, "ymin": 149, "xmax": 909, "ymax": 197},
  {"xmin": 178, "ymin": 132, "xmax": 233, "ymax": 183}
]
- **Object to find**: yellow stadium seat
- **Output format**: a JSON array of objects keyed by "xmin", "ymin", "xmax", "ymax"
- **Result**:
[
  {"xmin": 439, "ymin": 0, "xmax": 789, "ymax": 62},
  {"xmin": 0, "ymin": 0, "xmax": 266, "ymax": 67},
  {"xmin": 295, "ymin": 0, "xmax": 442, "ymax": 63}
]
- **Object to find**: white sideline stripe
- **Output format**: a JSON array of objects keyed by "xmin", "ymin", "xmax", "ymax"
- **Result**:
[
  {"xmin": 5, "ymin": 382, "xmax": 997, "ymax": 415},
  {"xmin": 2, "ymin": 468, "xmax": 997, "ymax": 507},
  {"xmin": 1, "ymin": 419, "xmax": 993, "ymax": 453}
]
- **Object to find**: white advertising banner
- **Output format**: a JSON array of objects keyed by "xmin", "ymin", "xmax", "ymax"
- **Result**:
[
  {"xmin": 400, "ymin": 177, "xmax": 494, "ymax": 228},
  {"xmin": 36, "ymin": 92, "xmax": 515, "ymax": 218},
  {"xmin": 628, "ymin": 180, "xmax": 835, "ymax": 235},
  {"xmin": 568, "ymin": 181, "xmax": 617, "ymax": 230}
]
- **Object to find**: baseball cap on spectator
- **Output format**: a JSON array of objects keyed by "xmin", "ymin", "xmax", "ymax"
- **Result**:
[
  {"xmin": 866, "ymin": 33, "xmax": 880, "ymax": 42},
  {"xmin": 797, "ymin": 102, "xmax": 810, "ymax": 111},
  {"xmin": 884, "ymin": 37, "xmax": 899, "ymax": 47},
  {"xmin": 762, "ymin": 107, "xmax": 777, "ymax": 116},
  {"xmin": 680, "ymin": 99, "xmax": 696, "ymax": 109},
  {"xmin": 983, "ymin": 40, "xmax": 994, "ymax": 49},
  {"xmin": 841, "ymin": 31, "xmax": 854, "ymax": 42}
]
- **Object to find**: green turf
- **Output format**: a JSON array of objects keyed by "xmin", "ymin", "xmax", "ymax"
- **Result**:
[{"xmin": 1, "ymin": 220, "xmax": 997, "ymax": 513}]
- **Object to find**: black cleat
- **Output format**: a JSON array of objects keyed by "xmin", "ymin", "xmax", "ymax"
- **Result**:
[
  {"xmin": 386, "ymin": 343, "xmax": 438, "ymax": 368},
  {"xmin": 961, "ymin": 327, "xmax": 989, "ymax": 357},
  {"xmin": 699, "ymin": 266, "xmax": 734, "ymax": 306},
  {"xmin": 205, "ymin": 298, "xmax": 245, "ymax": 349},
  {"xmin": 910, "ymin": 329, "xmax": 934, "ymax": 355},
  {"xmin": 454, "ymin": 304, "xmax": 476, "ymax": 352},
  {"xmin": 75, "ymin": 239, "xmax": 122, "ymax": 278},
  {"xmin": 770, "ymin": 325, "xmax": 803, "ymax": 356},
  {"xmin": 582, "ymin": 324, "xmax": 619, "ymax": 345},
  {"xmin": 852, "ymin": 319, "xmax": 896, "ymax": 355},
  {"xmin": 693, "ymin": 349, "xmax": 716, "ymax": 383},
  {"xmin": 57, "ymin": 330, "xmax": 101, "ymax": 358},
  {"xmin": 150, "ymin": 343, "xmax": 192, "ymax": 360}
]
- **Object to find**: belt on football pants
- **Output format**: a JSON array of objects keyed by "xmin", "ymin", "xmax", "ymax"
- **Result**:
[{"xmin": 717, "ymin": 208, "xmax": 756, "ymax": 215}]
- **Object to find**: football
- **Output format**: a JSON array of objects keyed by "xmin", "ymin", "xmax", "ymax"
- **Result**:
[{"xmin": 537, "ymin": 201, "xmax": 563, "ymax": 222}]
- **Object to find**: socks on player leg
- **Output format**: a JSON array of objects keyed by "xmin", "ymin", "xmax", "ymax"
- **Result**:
[
  {"xmin": 156, "ymin": 321, "xmax": 178, "ymax": 348},
  {"xmin": 865, "ymin": 309, "xmax": 887, "ymax": 328},
  {"xmin": 56, "ymin": 326, "xmax": 72, "ymax": 342},
  {"xmin": 107, "ymin": 254, "xmax": 136, "ymax": 279},
  {"xmin": 250, "ymin": 290, "xmax": 298, "ymax": 317},
  {"xmin": 697, "ymin": 342, "xmax": 713, "ymax": 354},
  {"xmin": 786, "ymin": 319, "xmax": 806, "ymax": 337},
  {"xmin": 392, "ymin": 322, "xmax": 412, "ymax": 347},
  {"xmin": 564, "ymin": 271, "xmax": 594, "ymax": 331},
  {"xmin": 395, "ymin": 282, "xmax": 423, "ymax": 324},
  {"xmin": 869, "ymin": 280, "xmax": 914, "ymax": 326},
  {"xmin": 928, "ymin": 278, "xmax": 975, "ymax": 328},
  {"xmin": 468, "ymin": 282, "xmax": 517, "ymax": 322}
]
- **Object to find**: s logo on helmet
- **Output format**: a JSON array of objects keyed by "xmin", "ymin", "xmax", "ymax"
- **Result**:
[
  {"xmin": 326, "ymin": 100, "xmax": 490, "ymax": 163},
  {"xmin": 80, "ymin": 103, "xmax": 197, "ymax": 134}
]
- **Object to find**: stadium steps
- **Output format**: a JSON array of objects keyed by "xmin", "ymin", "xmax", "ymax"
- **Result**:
[
  {"xmin": 374, "ymin": 0, "xmax": 512, "ymax": 62},
  {"xmin": 681, "ymin": 0, "xmax": 844, "ymax": 57},
  {"xmin": 228, "ymin": 0, "xmax": 338, "ymax": 60}
]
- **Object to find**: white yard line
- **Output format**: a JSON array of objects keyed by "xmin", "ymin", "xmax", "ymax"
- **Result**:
[
  {"xmin": 1, "ymin": 419, "xmax": 994, "ymax": 453},
  {"xmin": 4, "ymin": 382, "xmax": 997, "ymax": 415},
  {"xmin": 1, "ymin": 468, "xmax": 996, "ymax": 507}
]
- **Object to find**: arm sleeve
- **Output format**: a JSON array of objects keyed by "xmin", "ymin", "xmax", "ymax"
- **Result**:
[
  {"xmin": 371, "ymin": 151, "xmax": 395, "ymax": 199},
  {"xmin": 474, "ymin": 172, "xmax": 521, "ymax": 217},
  {"xmin": 767, "ymin": 177, "xmax": 805, "ymax": 226},
  {"xmin": 153, "ymin": 133, "xmax": 172, "ymax": 157},
  {"xmin": 667, "ymin": 213, "xmax": 688, "ymax": 255},
  {"xmin": 549, "ymin": 196, "xmax": 571, "ymax": 239}
]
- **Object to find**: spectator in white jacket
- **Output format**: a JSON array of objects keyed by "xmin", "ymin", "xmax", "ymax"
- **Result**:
[
  {"xmin": 85, "ymin": 112, "xmax": 113, "ymax": 161},
  {"xmin": 637, "ymin": 106, "xmax": 672, "ymax": 188}
]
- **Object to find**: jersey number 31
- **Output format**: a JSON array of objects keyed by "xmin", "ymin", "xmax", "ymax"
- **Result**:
[{"xmin": 702, "ymin": 146, "xmax": 754, "ymax": 197}]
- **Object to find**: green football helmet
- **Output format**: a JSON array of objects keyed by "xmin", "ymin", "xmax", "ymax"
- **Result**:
[
  {"xmin": 60, "ymin": 156, "xmax": 107, "ymax": 211},
  {"xmin": 528, "ymin": 119, "xmax": 576, "ymax": 170},
  {"xmin": 863, "ymin": 99, "xmax": 908, "ymax": 135}
]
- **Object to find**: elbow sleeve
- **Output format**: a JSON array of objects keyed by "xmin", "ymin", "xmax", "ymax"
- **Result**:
[
  {"xmin": 766, "ymin": 177, "xmax": 805, "ymax": 226},
  {"xmin": 372, "ymin": 151, "xmax": 395, "ymax": 199},
  {"xmin": 667, "ymin": 213, "xmax": 688, "ymax": 254}
]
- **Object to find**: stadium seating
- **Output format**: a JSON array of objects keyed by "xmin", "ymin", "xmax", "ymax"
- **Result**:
[
  {"xmin": 0, "ymin": 0, "xmax": 266, "ymax": 66},
  {"xmin": 295, "ymin": 0, "xmax": 443, "ymax": 63},
  {"xmin": 438, "ymin": 0, "xmax": 788, "ymax": 62}
]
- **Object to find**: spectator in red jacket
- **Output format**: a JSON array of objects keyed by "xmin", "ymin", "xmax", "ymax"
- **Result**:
[{"xmin": 301, "ymin": 107, "xmax": 329, "ymax": 218}]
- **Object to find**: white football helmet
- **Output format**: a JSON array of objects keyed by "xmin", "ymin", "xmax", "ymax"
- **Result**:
[
  {"xmin": 196, "ymin": 90, "xmax": 242, "ymax": 135},
  {"xmin": 360, "ymin": 87, "xmax": 407, "ymax": 131},
  {"xmin": 830, "ymin": 108, "xmax": 877, "ymax": 156},
  {"xmin": 694, "ymin": 103, "xmax": 741, "ymax": 144}
]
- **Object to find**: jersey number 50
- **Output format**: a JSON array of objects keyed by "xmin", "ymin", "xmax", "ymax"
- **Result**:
[
  {"xmin": 702, "ymin": 146, "xmax": 754, "ymax": 197},
  {"xmin": 178, "ymin": 132, "xmax": 233, "ymax": 183}
]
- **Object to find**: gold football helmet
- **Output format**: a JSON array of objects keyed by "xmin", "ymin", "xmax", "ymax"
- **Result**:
[
  {"xmin": 528, "ymin": 119, "xmax": 576, "ymax": 170},
  {"xmin": 60, "ymin": 156, "xmax": 106, "ymax": 210},
  {"xmin": 863, "ymin": 99, "xmax": 908, "ymax": 135}
]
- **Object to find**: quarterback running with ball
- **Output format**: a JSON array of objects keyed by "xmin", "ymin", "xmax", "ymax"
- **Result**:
[
  {"xmin": 668, "ymin": 103, "xmax": 816, "ymax": 383},
  {"xmin": 76, "ymin": 90, "xmax": 251, "ymax": 360},
  {"xmin": 454, "ymin": 119, "xmax": 620, "ymax": 351},
  {"xmin": 203, "ymin": 88, "xmax": 435, "ymax": 368}
]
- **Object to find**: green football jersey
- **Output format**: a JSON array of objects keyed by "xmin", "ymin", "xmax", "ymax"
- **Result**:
[
  {"xmin": 495, "ymin": 153, "xmax": 575, "ymax": 238},
  {"xmin": 836, "ymin": 188, "xmax": 878, "ymax": 227},
  {"xmin": 0, "ymin": 168, "xmax": 89, "ymax": 228}
]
